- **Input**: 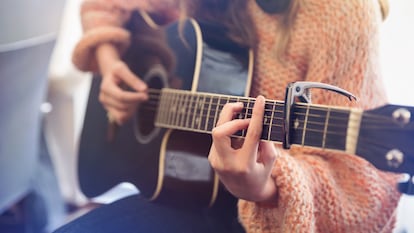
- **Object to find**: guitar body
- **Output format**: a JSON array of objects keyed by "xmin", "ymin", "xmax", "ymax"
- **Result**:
[
  {"xmin": 78, "ymin": 12, "xmax": 252, "ymax": 207},
  {"xmin": 78, "ymin": 11, "xmax": 414, "ymax": 204},
  {"xmin": 80, "ymin": 78, "xmax": 216, "ymax": 206}
]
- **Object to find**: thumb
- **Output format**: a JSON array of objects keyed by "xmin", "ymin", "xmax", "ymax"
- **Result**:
[{"xmin": 258, "ymin": 141, "xmax": 278, "ymax": 167}]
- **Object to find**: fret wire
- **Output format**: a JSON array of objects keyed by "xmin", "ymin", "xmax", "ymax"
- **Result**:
[
  {"xmin": 262, "ymin": 100, "xmax": 272, "ymax": 140},
  {"xmin": 322, "ymin": 107, "xmax": 331, "ymax": 149},
  {"xmin": 191, "ymin": 94, "xmax": 200, "ymax": 130},
  {"xmin": 236, "ymin": 96, "xmax": 242, "ymax": 117},
  {"xmin": 242, "ymin": 98, "xmax": 252, "ymax": 137},
  {"xmin": 213, "ymin": 96, "xmax": 221, "ymax": 129},
  {"xmin": 269, "ymin": 104, "xmax": 284, "ymax": 142},
  {"xmin": 170, "ymin": 92, "xmax": 177, "ymax": 127},
  {"xmin": 164, "ymin": 91, "xmax": 171, "ymax": 125},
  {"xmin": 194, "ymin": 94, "xmax": 201, "ymax": 130},
  {"xmin": 167, "ymin": 91, "xmax": 177, "ymax": 126},
  {"xmin": 179, "ymin": 92, "xmax": 187, "ymax": 127},
  {"xmin": 155, "ymin": 91, "xmax": 164, "ymax": 125},
  {"xmin": 267, "ymin": 100, "xmax": 276, "ymax": 141},
  {"xmin": 173, "ymin": 92, "xmax": 183, "ymax": 127},
  {"xmin": 171, "ymin": 91, "xmax": 179, "ymax": 126},
  {"xmin": 185, "ymin": 93, "xmax": 194, "ymax": 129},
  {"xmin": 177, "ymin": 92, "xmax": 184, "ymax": 127},
  {"xmin": 205, "ymin": 95, "xmax": 213, "ymax": 131},
  {"xmin": 167, "ymin": 91, "xmax": 175, "ymax": 126},
  {"xmin": 160, "ymin": 91, "xmax": 169, "ymax": 125},
  {"xmin": 202, "ymin": 95, "xmax": 208, "ymax": 130},
  {"xmin": 233, "ymin": 96, "xmax": 243, "ymax": 137},
  {"xmin": 167, "ymin": 91, "xmax": 174, "ymax": 125},
  {"xmin": 199, "ymin": 94, "xmax": 207, "ymax": 131},
  {"xmin": 180, "ymin": 93, "xmax": 189, "ymax": 128},
  {"xmin": 301, "ymin": 104, "xmax": 310, "ymax": 146},
  {"xmin": 155, "ymin": 91, "xmax": 161, "ymax": 124},
  {"xmin": 192, "ymin": 93, "xmax": 200, "ymax": 130}
]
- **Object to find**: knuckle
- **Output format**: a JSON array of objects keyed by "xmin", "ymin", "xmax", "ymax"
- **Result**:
[
  {"xmin": 211, "ymin": 127, "xmax": 225, "ymax": 139},
  {"xmin": 118, "ymin": 94, "xmax": 127, "ymax": 102}
]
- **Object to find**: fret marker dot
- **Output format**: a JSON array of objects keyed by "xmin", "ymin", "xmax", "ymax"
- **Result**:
[{"xmin": 294, "ymin": 118, "xmax": 300, "ymax": 129}]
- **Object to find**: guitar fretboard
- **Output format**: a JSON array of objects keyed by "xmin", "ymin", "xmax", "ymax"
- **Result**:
[{"xmin": 155, "ymin": 88, "xmax": 362, "ymax": 154}]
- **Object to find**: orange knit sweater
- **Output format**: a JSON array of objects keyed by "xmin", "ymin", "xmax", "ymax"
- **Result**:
[{"xmin": 72, "ymin": 0, "xmax": 401, "ymax": 232}]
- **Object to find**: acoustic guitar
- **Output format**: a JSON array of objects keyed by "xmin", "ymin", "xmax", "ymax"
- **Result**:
[{"xmin": 78, "ymin": 11, "xmax": 414, "ymax": 208}]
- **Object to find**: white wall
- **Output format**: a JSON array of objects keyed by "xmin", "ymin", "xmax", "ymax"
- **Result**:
[
  {"xmin": 380, "ymin": 1, "xmax": 414, "ymax": 233},
  {"xmin": 381, "ymin": 0, "xmax": 414, "ymax": 106}
]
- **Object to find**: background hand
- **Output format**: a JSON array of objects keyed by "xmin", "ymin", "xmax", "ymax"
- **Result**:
[
  {"xmin": 99, "ymin": 60, "xmax": 148, "ymax": 125},
  {"xmin": 95, "ymin": 43, "xmax": 149, "ymax": 125}
]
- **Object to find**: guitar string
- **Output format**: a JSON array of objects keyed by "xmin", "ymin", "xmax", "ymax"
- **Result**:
[
  {"xmin": 138, "ymin": 110, "xmax": 404, "ymax": 148},
  {"xmin": 147, "ymin": 88, "xmax": 375, "ymax": 118},
  {"xmin": 142, "ymin": 105, "xmax": 401, "ymax": 132},
  {"xmin": 137, "ymin": 90, "xmax": 413, "ymax": 155},
  {"xmin": 142, "ymin": 100, "xmax": 398, "ymax": 129},
  {"xmin": 143, "ymin": 89, "xmax": 408, "ymax": 129},
  {"xmin": 139, "ymin": 97, "xmax": 412, "ymax": 151},
  {"xmin": 141, "ymin": 107, "xmax": 400, "ymax": 133},
  {"xmin": 143, "ymin": 99, "xmax": 397, "ymax": 129}
]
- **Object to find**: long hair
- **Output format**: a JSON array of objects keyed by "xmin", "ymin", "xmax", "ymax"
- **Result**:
[
  {"xmin": 179, "ymin": 0, "xmax": 256, "ymax": 49},
  {"xmin": 179, "ymin": 0, "xmax": 300, "ymax": 59}
]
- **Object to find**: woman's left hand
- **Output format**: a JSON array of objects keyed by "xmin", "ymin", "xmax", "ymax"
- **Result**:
[{"xmin": 208, "ymin": 95, "xmax": 278, "ymax": 202}]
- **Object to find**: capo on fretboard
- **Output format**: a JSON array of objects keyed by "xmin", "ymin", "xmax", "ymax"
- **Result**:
[{"xmin": 282, "ymin": 81, "xmax": 357, "ymax": 149}]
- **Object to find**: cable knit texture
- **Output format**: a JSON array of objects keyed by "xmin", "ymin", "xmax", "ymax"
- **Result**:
[{"xmin": 73, "ymin": 0, "xmax": 401, "ymax": 232}]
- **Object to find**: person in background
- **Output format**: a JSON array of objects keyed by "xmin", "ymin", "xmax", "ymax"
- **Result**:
[{"xmin": 55, "ymin": 0, "xmax": 401, "ymax": 232}]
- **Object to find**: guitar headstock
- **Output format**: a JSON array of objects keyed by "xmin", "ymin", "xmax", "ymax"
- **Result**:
[{"xmin": 356, "ymin": 104, "xmax": 414, "ymax": 194}]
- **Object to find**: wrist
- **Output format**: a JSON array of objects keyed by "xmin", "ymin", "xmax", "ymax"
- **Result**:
[{"xmin": 96, "ymin": 43, "xmax": 121, "ymax": 76}]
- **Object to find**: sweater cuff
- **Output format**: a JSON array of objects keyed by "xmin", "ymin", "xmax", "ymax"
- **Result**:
[{"xmin": 72, "ymin": 26, "xmax": 131, "ymax": 73}]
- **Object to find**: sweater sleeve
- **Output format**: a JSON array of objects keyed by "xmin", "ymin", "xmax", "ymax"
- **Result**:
[
  {"xmin": 72, "ymin": 0, "xmax": 179, "ymax": 73},
  {"xmin": 239, "ymin": 0, "xmax": 401, "ymax": 232},
  {"xmin": 239, "ymin": 148, "xmax": 401, "ymax": 233}
]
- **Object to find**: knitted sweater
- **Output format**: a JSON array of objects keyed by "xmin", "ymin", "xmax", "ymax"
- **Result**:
[{"xmin": 72, "ymin": 0, "xmax": 401, "ymax": 232}]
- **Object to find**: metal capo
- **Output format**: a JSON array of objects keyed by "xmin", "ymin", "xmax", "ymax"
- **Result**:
[{"xmin": 282, "ymin": 81, "xmax": 357, "ymax": 149}]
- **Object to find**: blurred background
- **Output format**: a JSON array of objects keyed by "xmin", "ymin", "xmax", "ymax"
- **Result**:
[{"xmin": 0, "ymin": 0, "xmax": 413, "ymax": 232}]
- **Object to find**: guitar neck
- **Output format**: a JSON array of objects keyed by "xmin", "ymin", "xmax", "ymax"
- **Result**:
[{"xmin": 154, "ymin": 88, "xmax": 362, "ymax": 154}]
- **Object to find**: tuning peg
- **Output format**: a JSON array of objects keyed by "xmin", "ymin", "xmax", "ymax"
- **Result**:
[{"xmin": 398, "ymin": 174, "xmax": 414, "ymax": 195}]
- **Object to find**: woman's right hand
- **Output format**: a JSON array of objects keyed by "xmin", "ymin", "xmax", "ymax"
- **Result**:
[{"xmin": 97, "ymin": 44, "xmax": 148, "ymax": 125}]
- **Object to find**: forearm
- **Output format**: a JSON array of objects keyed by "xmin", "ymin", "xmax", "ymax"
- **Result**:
[
  {"xmin": 96, "ymin": 43, "xmax": 121, "ymax": 76},
  {"xmin": 73, "ymin": 0, "xmax": 179, "ymax": 72}
]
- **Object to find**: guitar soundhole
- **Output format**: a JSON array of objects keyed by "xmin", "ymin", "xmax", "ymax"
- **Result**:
[{"xmin": 134, "ymin": 65, "xmax": 168, "ymax": 144}]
